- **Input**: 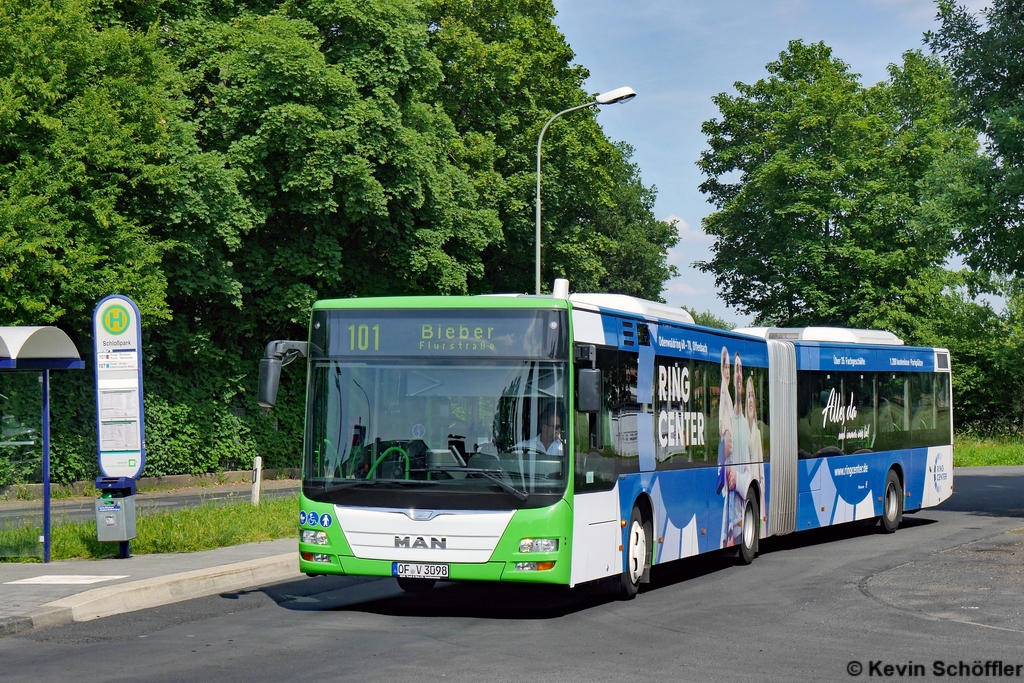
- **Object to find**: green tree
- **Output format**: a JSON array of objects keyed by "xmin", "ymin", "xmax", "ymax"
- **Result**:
[
  {"xmin": 696, "ymin": 41, "xmax": 975, "ymax": 332},
  {"xmin": 928, "ymin": 0, "xmax": 1024, "ymax": 277},
  {"xmin": 0, "ymin": 0, "xmax": 256, "ymax": 481},
  {"xmin": 0, "ymin": 0, "xmax": 173, "ymax": 330},
  {"xmin": 134, "ymin": 1, "xmax": 508, "ymax": 474}
]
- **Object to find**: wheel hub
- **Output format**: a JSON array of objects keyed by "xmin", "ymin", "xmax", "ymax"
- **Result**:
[
  {"xmin": 886, "ymin": 482, "xmax": 898, "ymax": 520},
  {"xmin": 743, "ymin": 502, "xmax": 755, "ymax": 549},
  {"xmin": 628, "ymin": 519, "xmax": 646, "ymax": 584}
]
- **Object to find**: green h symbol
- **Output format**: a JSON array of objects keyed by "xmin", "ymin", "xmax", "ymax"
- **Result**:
[{"xmin": 103, "ymin": 304, "xmax": 130, "ymax": 334}]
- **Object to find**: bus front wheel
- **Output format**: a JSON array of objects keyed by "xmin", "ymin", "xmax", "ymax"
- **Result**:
[
  {"xmin": 618, "ymin": 506, "xmax": 651, "ymax": 600},
  {"xmin": 881, "ymin": 470, "xmax": 903, "ymax": 534}
]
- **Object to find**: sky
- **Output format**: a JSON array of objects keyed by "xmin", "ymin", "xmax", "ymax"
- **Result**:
[{"xmin": 551, "ymin": 0, "xmax": 989, "ymax": 326}]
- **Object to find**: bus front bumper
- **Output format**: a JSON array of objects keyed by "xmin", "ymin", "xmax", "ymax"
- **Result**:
[{"xmin": 299, "ymin": 553, "xmax": 567, "ymax": 583}]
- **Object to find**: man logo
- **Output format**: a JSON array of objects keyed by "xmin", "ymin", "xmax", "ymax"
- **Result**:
[
  {"xmin": 102, "ymin": 304, "xmax": 131, "ymax": 335},
  {"xmin": 394, "ymin": 536, "xmax": 447, "ymax": 549}
]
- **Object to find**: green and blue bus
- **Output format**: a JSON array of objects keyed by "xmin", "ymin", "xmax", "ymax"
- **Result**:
[{"xmin": 258, "ymin": 281, "xmax": 953, "ymax": 598}]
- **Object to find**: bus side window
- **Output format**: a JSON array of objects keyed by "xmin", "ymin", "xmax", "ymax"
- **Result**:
[
  {"xmin": 909, "ymin": 372, "xmax": 952, "ymax": 448},
  {"xmin": 575, "ymin": 347, "xmax": 640, "ymax": 492},
  {"xmin": 796, "ymin": 371, "xmax": 846, "ymax": 458},
  {"xmin": 875, "ymin": 373, "xmax": 909, "ymax": 452},
  {"xmin": 934, "ymin": 373, "xmax": 951, "ymax": 443},
  {"xmin": 910, "ymin": 373, "xmax": 935, "ymax": 432},
  {"xmin": 654, "ymin": 356, "xmax": 717, "ymax": 468},
  {"xmin": 692, "ymin": 360, "xmax": 711, "ymax": 465}
]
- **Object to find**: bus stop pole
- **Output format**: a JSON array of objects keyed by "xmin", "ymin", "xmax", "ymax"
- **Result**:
[{"xmin": 42, "ymin": 369, "xmax": 51, "ymax": 563}]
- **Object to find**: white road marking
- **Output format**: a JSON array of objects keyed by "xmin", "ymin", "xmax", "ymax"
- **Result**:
[{"xmin": 5, "ymin": 575, "xmax": 129, "ymax": 585}]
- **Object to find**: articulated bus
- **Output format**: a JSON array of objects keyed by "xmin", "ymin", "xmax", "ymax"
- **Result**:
[{"xmin": 257, "ymin": 281, "xmax": 953, "ymax": 598}]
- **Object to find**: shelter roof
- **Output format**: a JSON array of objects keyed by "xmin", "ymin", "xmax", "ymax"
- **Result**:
[{"xmin": 0, "ymin": 327, "xmax": 84, "ymax": 370}]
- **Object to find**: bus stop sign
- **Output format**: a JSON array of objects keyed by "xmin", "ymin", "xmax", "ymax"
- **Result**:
[{"xmin": 93, "ymin": 295, "xmax": 145, "ymax": 479}]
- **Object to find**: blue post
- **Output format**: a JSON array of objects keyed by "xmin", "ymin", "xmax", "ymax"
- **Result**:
[{"xmin": 42, "ymin": 369, "xmax": 51, "ymax": 563}]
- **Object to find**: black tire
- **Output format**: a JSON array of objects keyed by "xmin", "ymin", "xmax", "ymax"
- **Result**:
[
  {"xmin": 618, "ymin": 506, "xmax": 651, "ymax": 600},
  {"xmin": 396, "ymin": 577, "xmax": 436, "ymax": 593},
  {"xmin": 881, "ymin": 469, "xmax": 903, "ymax": 534},
  {"xmin": 737, "ymin": 491, "xmax": 759, "ymax": 565}
]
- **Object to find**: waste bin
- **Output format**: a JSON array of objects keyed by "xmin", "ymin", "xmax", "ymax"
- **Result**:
[{"xmin": 95, "ymin": 477, "xmax": 136, "ymax": 557}]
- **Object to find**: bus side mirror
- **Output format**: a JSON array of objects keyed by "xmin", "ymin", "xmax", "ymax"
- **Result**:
[
  {"xmin": 258, "ymin": 357, "xmax": 282, "ymax": 408},
  {"xmin": 257, "ymin": 340, "xmax": 309, "ymax": 409},
  {"xmin": 577, "ymin": 369, "xmax": 602, "ymax": 413}
]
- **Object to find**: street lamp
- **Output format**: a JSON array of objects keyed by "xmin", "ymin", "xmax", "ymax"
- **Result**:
[{"xmin": 535, "ymin": 86, "xmax": 637, "ymax": 295}]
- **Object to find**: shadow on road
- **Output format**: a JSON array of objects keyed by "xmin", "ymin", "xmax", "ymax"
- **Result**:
[
  {"xmin": 937, "ymin": 471, "xmax": 1024, "ymax": 518},
  {"xmin": 260, "ymin": 573, "xmax": 617, "ymax": 619},
  {"xmin": 759, "ymin": 515, "xmax": 936, "ymax": 555}
]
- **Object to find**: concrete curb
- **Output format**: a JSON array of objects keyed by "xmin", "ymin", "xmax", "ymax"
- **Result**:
[{"xmin": 1, "ymin": 552, "xmax": 300, "ymax": 635}]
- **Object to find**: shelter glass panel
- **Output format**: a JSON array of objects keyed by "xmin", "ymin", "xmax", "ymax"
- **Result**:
[{"xmin": 0, "ymin": 371, "xmax": 42, "ymax": 559}]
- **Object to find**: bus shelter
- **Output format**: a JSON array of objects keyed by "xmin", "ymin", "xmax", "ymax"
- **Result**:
[{"xmin": 0, "ymin": 327, "xmax": 84, "ymax": 562}]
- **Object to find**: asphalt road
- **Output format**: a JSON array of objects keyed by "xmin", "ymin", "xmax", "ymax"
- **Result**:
[
  {"xmin": 0, "ymin": 480, "xmax": 300, "ymax": 526},
  {"xmin": 3, "ymin": 468, "xmax": 1023, "ymax": 683}
]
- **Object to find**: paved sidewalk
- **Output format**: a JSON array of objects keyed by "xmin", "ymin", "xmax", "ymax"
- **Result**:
[{"xmin": 0, "ymin": 537, "xmax": 298, "ymax": 636}]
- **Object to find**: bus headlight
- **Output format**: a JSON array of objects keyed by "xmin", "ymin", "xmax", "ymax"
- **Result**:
[
  {"xmin": 302, "ymin": 530, "xmax": 329, "ymax": 545},
  {"xmin": 301, "ymin": 552, "xmax": 332, "ymax": 563},
  {"xmin": 519, "ymin": 538, "xmax": 558, "ymax": 553},
  {"xmin": 515, "ymin": 561, "xmax": 556, "ymax": 571}
]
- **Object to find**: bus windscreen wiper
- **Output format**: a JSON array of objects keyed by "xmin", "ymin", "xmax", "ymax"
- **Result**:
[
  {"xmin": 412, "ymin": 467, "xmax": 529, "ymax": 501},
  {"xmin": 321, "ymin": 478, "xmax": 420, "ymax": 493}
]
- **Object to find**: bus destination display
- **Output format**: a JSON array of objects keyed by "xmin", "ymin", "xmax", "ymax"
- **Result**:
[{"xmin": 321, "ymin": 310, "xmax": 566, "ymax": 359}]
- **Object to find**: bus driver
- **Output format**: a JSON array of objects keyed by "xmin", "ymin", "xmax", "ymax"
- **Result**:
[{"xmin": 515, "ymin": 404, "xmax": 565, "ymax": 456}]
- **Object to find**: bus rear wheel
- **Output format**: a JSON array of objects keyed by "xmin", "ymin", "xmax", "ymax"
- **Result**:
[
  {"xmin": 737, "ymin": 492, "xmax": 759, "ymax": 565},
  {"xmin": 396, "ymin": 577, "xmax": 436, "ymax": 593},
  {"xmin": 881, "ymin": 470, "xmax": 903, "ymax": 534},
  {"xmin": 618, "ymin": 506, "xmax": 651, "ymax": 600}
]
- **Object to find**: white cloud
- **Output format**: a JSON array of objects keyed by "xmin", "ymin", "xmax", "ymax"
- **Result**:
[
  {"xmin": 663, "ymin": 214, "xmax": 688, "ymax": 228},
  {"xmin": 665, "ymin": 281, "xmax": 702, "ymax": 297},
  {"xmin": 662, "ymin": 215, "xmax": 713, "ymax": 243}
]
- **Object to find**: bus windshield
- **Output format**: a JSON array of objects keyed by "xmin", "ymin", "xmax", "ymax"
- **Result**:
[{"xmin": 304, "ymin": 359, "xmax": 568, "ymax": 509}]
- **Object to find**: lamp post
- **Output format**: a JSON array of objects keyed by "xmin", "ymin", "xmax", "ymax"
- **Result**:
[{"xmin": 535, "ymin": 86, "xmax": 637, "ymax": 295}]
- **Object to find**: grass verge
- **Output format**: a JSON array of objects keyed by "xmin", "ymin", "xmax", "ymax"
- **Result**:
[
  {"xmin": 954, "ymin": 434, "xmax": 1024, "ymax": 468},
  {"xmin": 1, "ymin": 495, "xmax": 297, "ymax": 562}
]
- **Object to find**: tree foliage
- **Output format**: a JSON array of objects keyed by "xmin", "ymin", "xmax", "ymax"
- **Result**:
[
  {"xmin": 0, "ymin": 0, "xmax": 677, "ymax": 482},
  {"xmin": 696, "ymin": 41, "xmax": 976, "ymax": 334},
  {"xmin": 923, "ymin": 1, "xmax": 1024, "ymax": 431},
  {"xmin": 928, "ymin": 0, "xmax": 1024, "ymax": 277},
  {"xmin": 0, "ymin": 0, "xmax": 175, "ymax": 329}
]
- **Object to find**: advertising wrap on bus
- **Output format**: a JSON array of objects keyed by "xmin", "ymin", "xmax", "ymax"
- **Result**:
[
  {"xmin": 795, "ymin": 344, "xmax": 935, "ymax": 373},
  {"xmin": 653, "ymin": 322, "xmax": 769, "ymax": 367}
]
